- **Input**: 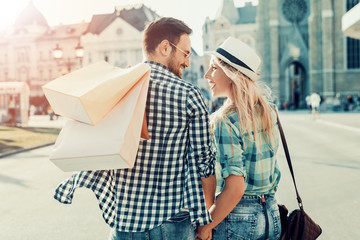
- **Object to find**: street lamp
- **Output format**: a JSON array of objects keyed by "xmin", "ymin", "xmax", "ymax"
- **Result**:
[
  {"xmin": 53, "ymin": 43, "xmax": 84, "ymax": 72},
  {"xmin": 75, "ymin": 42, "xmax": 84, "ymax": 67},
  {"xmin": 53, "ymin": 44, "xmax": 63, "ymax": 59}
]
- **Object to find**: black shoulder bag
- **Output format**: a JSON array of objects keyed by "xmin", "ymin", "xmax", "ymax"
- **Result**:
[{"xmin": 276, "ymin": 114, "xmax": 322, "ymax": 240}]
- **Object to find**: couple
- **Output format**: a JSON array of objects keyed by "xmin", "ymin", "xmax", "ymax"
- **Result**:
[{"xmin": 54, "ymin": 17, "xmax": 281, "ymax": 240}]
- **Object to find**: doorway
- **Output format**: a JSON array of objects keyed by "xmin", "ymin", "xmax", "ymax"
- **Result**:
[{"xmin": 284, "ymin": 61, "xmax": 307, "ymax": 109}]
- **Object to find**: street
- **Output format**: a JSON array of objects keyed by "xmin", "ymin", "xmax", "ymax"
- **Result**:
[{"xmin": 0, "ymin": 112, "xmax": 360, "ymax": 239}]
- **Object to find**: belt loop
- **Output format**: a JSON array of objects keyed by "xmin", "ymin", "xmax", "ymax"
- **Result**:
[{"xmin": 260, "ymin": 194, "xmax": 270, "ymax": 240}]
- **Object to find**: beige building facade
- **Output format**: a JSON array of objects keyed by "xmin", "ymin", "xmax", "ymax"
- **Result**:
[{"xmin": 201, "ymin": 0, "xmax": 257, "ymax": 101}]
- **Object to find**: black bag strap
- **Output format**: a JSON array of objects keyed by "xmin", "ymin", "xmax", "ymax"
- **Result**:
[{"xmin": 275, "ymin": 112, "xmax": 304, "ymax": 210}]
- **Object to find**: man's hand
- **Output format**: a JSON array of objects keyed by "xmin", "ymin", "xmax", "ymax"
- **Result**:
[{"xmin": 196, "ymin": 225, "xmax": 212, "ymax": 240}]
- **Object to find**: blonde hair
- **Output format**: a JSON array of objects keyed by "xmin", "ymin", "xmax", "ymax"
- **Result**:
[{"xmin": 210, "ymin": 57, "xmax": 276, "ymax": 151}]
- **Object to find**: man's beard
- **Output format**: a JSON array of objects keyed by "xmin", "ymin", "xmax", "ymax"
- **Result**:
[{"xmin": 167, "ymin": 57, "xmax": 185, "ymax": 78}]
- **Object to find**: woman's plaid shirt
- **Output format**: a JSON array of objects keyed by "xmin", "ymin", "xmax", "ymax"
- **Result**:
[
  {"xmin": 53, "ymin": 61, "xmax": 216, "ymax": 232},
  {"xmin": 213, "ymin": 108, "xmax": 281, "ymax": 195}
]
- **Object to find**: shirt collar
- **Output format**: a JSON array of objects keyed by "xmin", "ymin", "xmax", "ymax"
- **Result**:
[{"xmin": 144, "ymin": 61, "xmax": 181, "ymax": 80}]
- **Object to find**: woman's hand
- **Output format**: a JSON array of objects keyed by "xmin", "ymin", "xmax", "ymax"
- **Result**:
[{"xmin": 196, "ymin": 225, "xmax": 212, "ymax": 240}]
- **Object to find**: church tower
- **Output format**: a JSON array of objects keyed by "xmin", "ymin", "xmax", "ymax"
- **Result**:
[{"xmin": 257, "ymin": 0, "xmax": 360, "ymax": 109}]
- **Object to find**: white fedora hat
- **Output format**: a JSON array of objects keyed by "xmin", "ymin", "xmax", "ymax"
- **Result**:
[{"xmin": 205, "ymin": 37, "xmax": 261, "ymax": 81}]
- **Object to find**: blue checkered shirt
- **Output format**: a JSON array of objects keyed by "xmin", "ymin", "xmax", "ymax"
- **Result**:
[
  {"xmin": 214, "ymin": 107, "xmax": 281, "ymax": 195},
  {"xmin": 54, "ymin": 61, "xmax": 216, "ymax": 232}
]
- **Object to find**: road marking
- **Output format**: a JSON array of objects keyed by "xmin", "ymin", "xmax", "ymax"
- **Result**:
[{"xmin": 315, "ymin": 119, "xmax": 360, "ymax": 133}]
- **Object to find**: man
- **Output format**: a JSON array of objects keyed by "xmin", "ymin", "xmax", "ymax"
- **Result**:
[{"xmin": 54, "ymin": 17, "xmax": 216, "ymax": 240}]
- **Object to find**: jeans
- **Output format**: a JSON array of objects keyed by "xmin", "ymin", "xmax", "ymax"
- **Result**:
[
  {"xmin": 213, "ymin": 195, "xmax": 281, "ymax": 240},
  {"xmin": 108, "ymin": 211, "xmax": 195, "ymax": 240}
]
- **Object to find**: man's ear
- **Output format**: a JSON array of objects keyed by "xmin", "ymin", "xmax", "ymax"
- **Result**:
[{"xmin": 158, "ymin": 40, "xmax": 172, "ymax": 57}]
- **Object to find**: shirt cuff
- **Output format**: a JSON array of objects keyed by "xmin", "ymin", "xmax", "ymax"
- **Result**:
[{"xmin": 221, "ymin": 166, "xmax": 246, "ymax": 180}]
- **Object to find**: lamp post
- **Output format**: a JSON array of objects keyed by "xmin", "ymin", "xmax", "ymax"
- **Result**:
[
  {"xmin": 53, "ymin": 43, "xmax": 84, "ymax": 72},
  {"xmin": 75, "ymin": 42, "xmax": 84, "ymax": 67}
]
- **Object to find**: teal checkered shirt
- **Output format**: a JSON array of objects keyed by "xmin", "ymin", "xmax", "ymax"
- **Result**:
[{"xmin": 213, "ymin": 107, "xmax": 281, "ymax": 195}]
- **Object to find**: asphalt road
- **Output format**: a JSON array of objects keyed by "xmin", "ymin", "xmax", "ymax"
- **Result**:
[{"xmin": 0, "ymin": 112, "xmax": 359, "ymax": 239}]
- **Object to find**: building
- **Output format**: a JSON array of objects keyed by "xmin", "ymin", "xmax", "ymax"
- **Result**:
[
  {"xmin": 201, "ymin": 0, "xmax": 257, "ymax": 101},
  {"xmin": 257, "ymin": 0, "xmax": 360, "ymax": 109},
  {"xmin": 203, "ymin": 0, "xmax": 257, "ymax": 52},
  {"xmin": 0, "ymin": 2, "xmax": 158, "ymax": 124},
  {"xmin": 0, "ymin": 2, "xmax": 206, "ymax": 99},
  {"xmin": 81, "ymin": 4, "xmax": 159, "ymax": 68},
  {"xmin": 0, "ymin": 1, "xmax": 88, "ymax": 99}
]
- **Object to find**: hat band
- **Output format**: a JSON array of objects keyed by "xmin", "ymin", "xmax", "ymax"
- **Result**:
[{"xmin": 216, "ymin": 48, "xmax": 254, "ymax": 73}]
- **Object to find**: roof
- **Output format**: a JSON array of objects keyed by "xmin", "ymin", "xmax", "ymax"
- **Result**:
[
  {"xmin": 14, "ymin": 1, "xmax": 48, "ymax": 28},
  {"xmin": 206, "ymin": 1, "xmax": 257, "ymax": 28},
  {"xmin": 84, "ymin": 4, "xmax": 160, "ymax": 35},
  {"xmin": 237, "ymin": 2, "xmax": 257, "ymax": 24},
  {"xmin": 37, "ymin": 22, "xmax": 89, "ymax": 40},
  {"xmin": 216, "ymin": 0, "xmax": 239, "ymax": 24},
  {"xmin": 84, "ymin": 12, "xmax": 118, "ymax": 35},
  {"xmin": 121, "ymin": 4, "xmax": 160, "ymax": 31}
]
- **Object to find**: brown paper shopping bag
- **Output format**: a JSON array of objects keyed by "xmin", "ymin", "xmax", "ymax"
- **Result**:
[
  {"xmin": 49, "ymin": 71, "xmax": 150, "ymax": 172},
  {"xmin": 42, "ymin": 61, "xmax": 150, "ymax": 125}
]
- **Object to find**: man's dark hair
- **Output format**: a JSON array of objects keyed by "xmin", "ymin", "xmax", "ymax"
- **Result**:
[{"xmin": 143, "ymin": 17, "xmax": 192, "ymax": 56}]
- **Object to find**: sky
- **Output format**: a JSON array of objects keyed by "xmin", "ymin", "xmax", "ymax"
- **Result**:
[{"xmin": 0, "ymin": 0, "xmax": 258, "ymax": 55}]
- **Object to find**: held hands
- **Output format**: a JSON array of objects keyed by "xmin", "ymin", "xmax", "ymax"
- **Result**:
[{"xmin": 196, "ymin": 225, "xmax": 213, "ymax": 240}]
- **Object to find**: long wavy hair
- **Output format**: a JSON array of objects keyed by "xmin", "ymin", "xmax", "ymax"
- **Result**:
[{"xmin": 210, "ymin": 57, "xmax": 276, "ymax": 151}]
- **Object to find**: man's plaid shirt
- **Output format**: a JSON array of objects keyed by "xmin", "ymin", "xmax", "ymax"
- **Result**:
[{"xmin": 54, "ymin": 61, "xmax": 216, "ymax": 232}]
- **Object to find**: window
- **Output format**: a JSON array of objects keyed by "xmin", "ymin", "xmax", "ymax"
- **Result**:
[
  {"xmin": 104, "ymin": 51, "xmax": 109, "ymax": 62},
  {"xmin": 200, "ymin": 65, "xmax": 204, "ymax": 77},
  {"xmin": 135, "ymin": 49, "xmax": 142, "ymax": 62},
  {"xmin": 346, "ymin": 0, "xmax": 359, "ymax": 10},
  {"xmin": 118, "ymin": 50, "xmax": 127, "ymax": 67},
  {"xmin": 48, "ymin": 69, "xmax": 53, "ymax": 81},
  {"xmin": 116, "ymin": 28, "xmax": 123, "ymax": 35},
  {"xmin": 88, "ymin": 53, "xmax": 92, "ymax": 64},
  {"xmin": 39, "ymin": 69, "xmax": 44, "ymax": 80},
  {"xmin": 347, "ymin": 37, "xmax": 360, "ymax": 69},
  {"xmin": 346, "ymin": 0, "xmax": 360, "ymax": 69}
]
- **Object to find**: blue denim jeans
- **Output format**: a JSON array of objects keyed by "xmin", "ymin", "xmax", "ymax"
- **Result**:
[
  {"xmin": 108, "ymin": 211, "xmax": 195, "ymax": 240},
  {"xmin": 213, "ymin": 195, "xmax": 281, "ymax": 240}
]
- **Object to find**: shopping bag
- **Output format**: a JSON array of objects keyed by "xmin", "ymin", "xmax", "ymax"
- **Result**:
[
  {"xmin": 49, "ymin": 71, "xmax": 150, "ymax": 172},
  {"xmin": 42, "ymin": 61, "xmax": 150, "ymax": 125}
]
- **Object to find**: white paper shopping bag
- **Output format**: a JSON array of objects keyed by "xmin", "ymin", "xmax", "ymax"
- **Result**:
[
  {"xmin": 49, "ymin": 71, "xmax": 150, "ymax": 172},
  {"xmin": 42, "ymin": 62, "xmax": 150, "ymax": 125}
]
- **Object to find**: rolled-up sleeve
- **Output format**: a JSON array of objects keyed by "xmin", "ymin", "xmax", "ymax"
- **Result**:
[
  {"xmin": 187, "ymin": 87, "xmax": 216, "ymax": 178},
  {"xmin": 215, "ymin": 117, "xmax": 247, "ymax": 180}
]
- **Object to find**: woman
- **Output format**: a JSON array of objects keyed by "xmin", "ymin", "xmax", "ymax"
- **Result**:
[{"xmin": 197, "ymin": 37, "xmax": 282, "ymax": 240}]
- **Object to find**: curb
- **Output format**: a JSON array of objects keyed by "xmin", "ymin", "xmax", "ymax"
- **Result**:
[{"xmin": 0, "ymin": 142, "xmax": 55, "ymax": 159}]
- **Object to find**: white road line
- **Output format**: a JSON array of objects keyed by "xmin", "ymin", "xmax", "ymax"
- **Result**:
[{"xmin": 315, "ymin": 119, "xmax": 360, "ymax": 133}]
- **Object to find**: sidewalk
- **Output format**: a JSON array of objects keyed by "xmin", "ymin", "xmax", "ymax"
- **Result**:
[{"xmin": 0, "ymin": 115, "xmax": 64, "ymax": 158}]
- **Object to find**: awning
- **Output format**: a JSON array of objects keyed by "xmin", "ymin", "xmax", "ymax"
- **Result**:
[{"xmin": 342, "ymin": 3, "xmax": 360, "ymax": 39}]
